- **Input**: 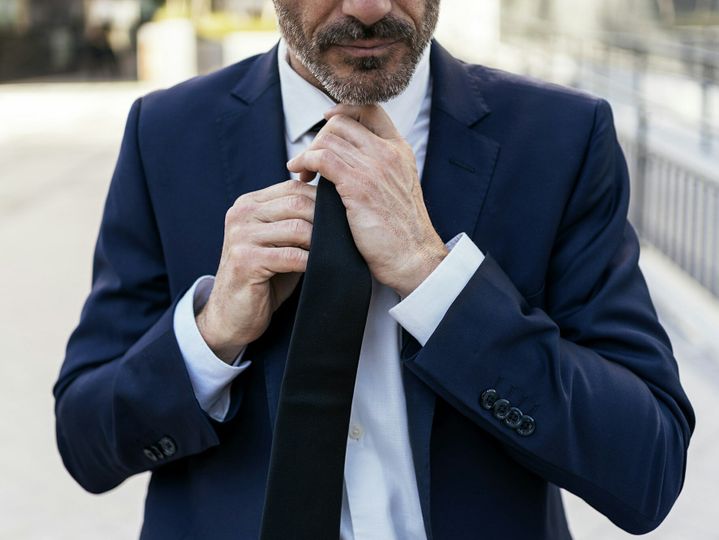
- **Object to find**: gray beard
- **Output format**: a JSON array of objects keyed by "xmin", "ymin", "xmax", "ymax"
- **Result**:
[
  {"xmin": 294, "ymin": 47, "xmax": 420, "ymax": 105},
  {"xmin": 274, "ymin": 2, "xmax": 439, "ymax": 105}
]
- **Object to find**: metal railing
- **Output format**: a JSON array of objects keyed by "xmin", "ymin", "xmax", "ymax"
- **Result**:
[
  {"xmin": 499, "ymin": 18, "xmax": 719, "ymax": 297},
  {"xmin": 500, "ymin": 20, "xmax": 719, "ymax": 151},
  {"xmin": 622, "ymin": 136, "xmax": 719, "ymax": 296}
]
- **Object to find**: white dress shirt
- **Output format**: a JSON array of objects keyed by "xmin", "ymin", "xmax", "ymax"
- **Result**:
[{"xmin": 173, "ymin": 39, "xmax": 485, "ymax": 540}]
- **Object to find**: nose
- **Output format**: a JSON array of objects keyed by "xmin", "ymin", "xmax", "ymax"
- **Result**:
[{"xmin": 341, "ymin": 0, "xmax": 392, "ymax": 26}]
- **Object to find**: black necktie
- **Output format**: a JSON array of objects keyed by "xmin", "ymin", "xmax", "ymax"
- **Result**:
[{"xmin": 259, "ymin": 120, "xmax": 372, "ymax": 539}]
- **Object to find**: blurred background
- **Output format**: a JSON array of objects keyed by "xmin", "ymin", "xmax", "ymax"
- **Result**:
[{"xmin": 1, "ymin": 0, "xmax": 718, "ymax": 538}]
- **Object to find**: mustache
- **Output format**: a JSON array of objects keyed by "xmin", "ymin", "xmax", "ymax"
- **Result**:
[{"xmin": 314, "ymin": 15, "xmax": 415, "ymax": 51}]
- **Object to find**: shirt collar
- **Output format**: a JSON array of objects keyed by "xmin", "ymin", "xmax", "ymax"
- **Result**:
[{"xmin": 277, "ymin": 38, "xmax": 431, "ymax": 143}]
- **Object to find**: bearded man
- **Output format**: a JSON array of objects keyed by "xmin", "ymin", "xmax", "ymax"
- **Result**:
[{"xmin": 54, "ymin": 1, "xmax": 694, "ymax": 539}]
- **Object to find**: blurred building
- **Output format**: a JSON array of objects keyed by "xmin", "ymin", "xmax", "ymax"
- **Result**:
[
  {"xmin": 1, "ymin": 0, "xmax": 82, "ymax": 80},
  {"xmin": 0, "ymin": 0, "xmax": 274, "ymax": 81},
  {"xmin": 502, "ymin": 0, "xmax": 719, "ymax": 32},
  {"xmin": 0, "ymin": 0, "xmax": 161, "ymax": 81}
]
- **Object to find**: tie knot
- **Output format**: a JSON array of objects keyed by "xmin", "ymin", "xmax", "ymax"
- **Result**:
[{"xmin": 308, "ymin": 119, "xmax": 327, "ymax": 135}]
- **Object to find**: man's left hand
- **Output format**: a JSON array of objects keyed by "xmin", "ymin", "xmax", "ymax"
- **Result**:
[{"xmin": 287, "ymin": 104, "xmax": 447, "ymax": 298}]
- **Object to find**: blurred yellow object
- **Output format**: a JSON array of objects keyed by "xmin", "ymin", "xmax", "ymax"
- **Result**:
[
  {"xmin": 152, "ymin": 8, "xmax": 277, "ymax": 41},
  {"xmin": 196, "ymin": 12, "xmax": 277, "ymax": 40},
  {"xmin": 153, "ymin": 5, "xmax": 191, "ymax": 21}
]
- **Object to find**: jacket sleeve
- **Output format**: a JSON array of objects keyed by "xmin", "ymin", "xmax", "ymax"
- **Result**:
[
  {"xmin": 53, "ymin": 98, "xmax": 241, "ymax": 494},
  {"xmin": 403, "ymin": 99, "xmax": 695, "ymax": 534}
]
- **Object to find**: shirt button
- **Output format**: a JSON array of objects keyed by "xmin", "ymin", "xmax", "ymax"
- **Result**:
[{"xmin": 349, "ymin": 424, "xmax": 364, "ymax": 440}]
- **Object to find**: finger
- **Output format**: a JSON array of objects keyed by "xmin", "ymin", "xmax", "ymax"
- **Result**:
[
  {"xmin": 287, "ymin": 148, "xmax": 354, "ymax": 187},
  {"xmin": 324, "ymin": 103, "xmax": 400, "ymax": 140},
  {"xmin": 253, "ymin": 194, "xmax": 316, "ymax": 224},
  {"xmin": 249, "ymin": 219, "xmax": 313, "ymax": 250},
  {"xmin": 318, "ymin": 114, "xmax": 377, "ymax": 153},
  {"xmin": 246, "ymin": 178, "xmax": 317, "ymax": 203},
  {"xmin": 258, "ymin": 246, "xmax": 309, "ymax": 274},
  {"xmin": 309, "ymin": 130, "xmax": 366, "ymax": 169}
]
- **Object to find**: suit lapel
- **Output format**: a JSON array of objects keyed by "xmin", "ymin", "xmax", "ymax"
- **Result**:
[
  {"xmin": 420, "ymin": 41, "xmax": 499, "ymax": 244},
  {"xmin": 217, "ymin": 43, "xmax": 289, "ymax": 205},
  {"xmin": 215, "ymin": 44, "xmax": 293, "ymax": 425},
  {"xmin": 402, "ymin": 41, "xmax": 501, "ymax": 539}
]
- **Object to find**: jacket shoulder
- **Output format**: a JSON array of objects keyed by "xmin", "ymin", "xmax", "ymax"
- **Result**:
[
  {"xmin": 136, "ymin": 50, "xmax": 270, "ymax": 130},
  {"xmin": 458, "ymin": 61, "xmax": 614, "ymax": 162},
  {"xmin": 469, "ymin": 62, "xmax": 603, "ymax": 113}
]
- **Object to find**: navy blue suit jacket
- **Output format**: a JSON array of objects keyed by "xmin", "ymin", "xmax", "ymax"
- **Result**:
[{"xmin": 54, "ymin": 41, "xmax": 694, "ymax": 539}]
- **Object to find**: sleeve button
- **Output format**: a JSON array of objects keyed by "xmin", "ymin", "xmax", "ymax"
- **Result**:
[
  {"xmin": 480, "ymin": 389, "xmax": 499, "ymax": 410},
  {"xmin": 143, "ymin": 448, "xmax": 159, "ymax": 462},
  {"xmin": 516, "ymin": 415, "xmax": 536, "ymax": 436},
  {"xmin": 492, "ymin": 399, "xmax": 511, "ymax": 420},
  {"xmin": 158, "ymin": 436, "xmax": 177, "ymax": 457},
  {"xmin": 504, "ymin": 407, "xmax": 523, "ymax": 429}
]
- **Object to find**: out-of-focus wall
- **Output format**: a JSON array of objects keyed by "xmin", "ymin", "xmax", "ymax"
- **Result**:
[
  {"xmin": 0, "ymin": 0, "xmax": 86, "ymax": 81},
  {"xmin": 0, "ymin": 0, "xmax": 147, "ymax": 81},
  {"xmin": 434, "ymin": 0, "xmax": 500, "ymax": 62}
]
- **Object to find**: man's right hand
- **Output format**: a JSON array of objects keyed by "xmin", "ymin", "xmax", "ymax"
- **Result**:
[{"xmin": 196, "ymin": 179, "xmax": 317, "ymax": 364}]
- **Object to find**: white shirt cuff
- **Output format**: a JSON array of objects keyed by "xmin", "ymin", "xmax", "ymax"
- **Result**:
[
  {"xmin": 389, "ymin": 233, "xmax": 484, "ymax": 346},
  {"xmin": 173, "ymin": 275, "xmax": 250, "ymax": 421}
]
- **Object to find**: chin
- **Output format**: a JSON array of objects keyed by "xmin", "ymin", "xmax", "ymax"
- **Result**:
[{"xmin": 308, "ymin": 44, "xmax": 417, "ymax": 104}]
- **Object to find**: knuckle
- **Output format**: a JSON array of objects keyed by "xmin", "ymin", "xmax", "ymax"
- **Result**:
[
  {"xmin": 321, "ymin": 149, "xmax": 339, "ymax": 168},
  {"xmin": 288, "ymin": 195, "xmax": 309, "ymax": 212},
  {"xmin": 227, "ymin": 244, "xmax": 247, "ymax": 267},
  {"xmin": 316, "ymin": 148, "xmax": 328, "ymax": 165},
  {"xmin": 282, "ymin": 248, "xmax": 297, "ymax": 262},
  {"xmin": 234, "ymin": 192, "xmax": 253, "ymax": 206},
  {"xmin": 224, "ymin": 205, "xmax": 238, "ymax": 226},
  {"xmin": 285, "ymin": 248, "xmax": 306, "ymax": 266},
  {"xmin": 326, "ymin": 115, "xmax": 342, "ymax": 129},
  {"xmin": 324, "ymin": 132, "xmax": 343, "ymax": 149},
  {"xmin": 227, "ymin": 197, "xmax": 254, "ymax": 223},
  {"xmin": 313, "ymin": 131, "xmax": 327, "ymax": 146},
  {"xmin": 229, "ymin": 243, "xmax": 248, "ymax": 259},
  {"xmin": 244, "ymin": 246, "xmax": 264, "ymax": 268},
  {"xmin": 272, "ymin": 247, "xmax": 291, "ymax": 265},
  {"xmin": 286, "ymin": 179, "xmax": 303, "ymax": 192},
  {"xmin": 399, "ymin": 139, "xmax": 413, "ymax": 154},
  {"xmin": 381, "ymin": 144, "xmax": 399, "ymax": 161},
  {"xmin": 285, "ymin": 219, "xmax": 302, "ymax": 235},
  {"xmin": 289, "ymin": 219, "xmax": 310, "ymax": 236}
]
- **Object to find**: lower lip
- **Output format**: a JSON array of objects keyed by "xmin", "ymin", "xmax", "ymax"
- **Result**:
[{"xmin": 334, "ymin": 40, "xmax": 400, "ymax": 57}]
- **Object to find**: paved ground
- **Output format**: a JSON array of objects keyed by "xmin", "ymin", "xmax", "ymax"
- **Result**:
[{"xmin": 0, "ymin": 82, "xmax": 716, "ymax": 539}]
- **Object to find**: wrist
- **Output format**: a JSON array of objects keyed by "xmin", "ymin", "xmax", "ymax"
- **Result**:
[
  {"xmin": 394, "ymin": 241, "xmax": 448, "ymax": 298},
  {"xmin": 196, "ymin": 306, "xmax": 247, "ymax": 364}
]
